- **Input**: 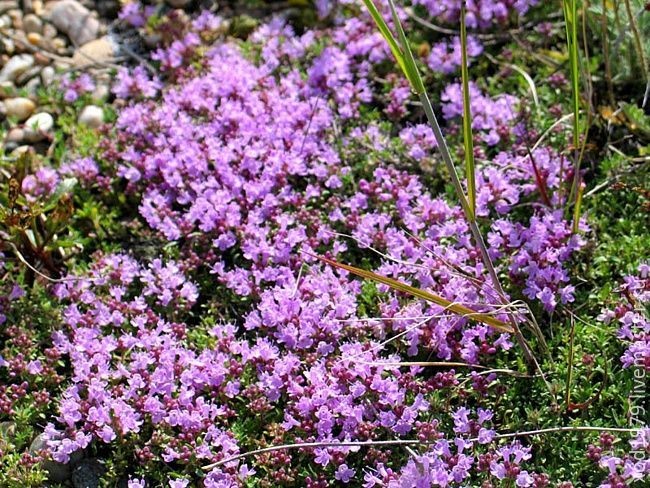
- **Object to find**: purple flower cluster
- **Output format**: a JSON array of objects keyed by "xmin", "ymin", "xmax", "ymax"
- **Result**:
[
  {"xmin": 586, "ymin": 430, "xmax": 650, "ymax": 487},
  {"xmin": 60, "ymin": 73, "xmax": 95, "ymax": 103},
  {"xmin": 427, "ymin": 35, "xmax": 484, "ymax": 74},
  {"xmin": 413, "ymin": 0, "xmax": 538, "ymax": 29},
  {"xmin": 112, "ymin": 66, "xmax": 162, "ymax": 100},
  {"xmin": 442, "ymin": 81, "xmax": 519, "ymax": 146},
  {"xmin": 489, "ymin": 211, "xmax": 585, "ymax": 312},
  {"xmin": 598, "ymin": 263, "xmax": 650, "ymax": 371}
]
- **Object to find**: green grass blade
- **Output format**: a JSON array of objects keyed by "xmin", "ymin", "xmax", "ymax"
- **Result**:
[
  {"xmin": 309, "ymin": 253, "xmax": 514, "ymax": 333},
  {"xmin": 360, "ymin": 0, "xmax": 409, "ymax": 82},
  {"xmin": 385, "ymin": 0, "xmax": 426, "ymax": 94},
  {"xmin": 562, "ymin": 0, "xmax": 582, "ymax": 231},
  {"xmin": 459, "ymin": 2, "xmax": 476, "ymax": 216}
]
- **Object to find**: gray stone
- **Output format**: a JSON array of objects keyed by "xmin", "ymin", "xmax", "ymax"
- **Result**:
[
  {"xmin": 0, "ymin": 2, "xmax": 18, "ymax": 14},
  {"xmin": 91, "ymin": 83, "xmax": 109, "ymax": 101},
  {"xmin": 5, "ymin": 127, "xmax": 23, "ymax": 142},
  {"xmin": 15, "ymin": 65, "xmax": 40, "ymax": 85},
  {"xmin": 71, "ymin": 36, "xmax": 117, "ymax": 67},
  {"xmin": 22, "ymin": 13, "xmax": 42, "ymax": 33},
  {"xmin": 40, "ymin": 65, "xmax": 54, "ymax": 85},
  {"xmin": 8, "ymin": 8, "xmax": 22, "ymax": 30},
  {"xmin": 4, "ymin": 97, "xmax": 35, "ymax": 121},
  {"xmin": 42, "ymin": 22, "xmax": 56, "ymax": 39},
  {"xmin": 24, "ymin": 76, "xmax": 40, "ymax": 96},
  {"xmin": 0, "ymin": 421, "xmax": 16, "ymax": 439},
  {"xmin": 0, "ymin": 37, "xmax": 15, "ymax": 55},
  {"xmin": 78, "ymin": 105, "xmax": 103, "ymax": 128},
  {"xmin": 71, "ymin": 459, "xmax": 103, "ymax": 488},
  {"xmin": 23, "ymin": 111, "xmax": 53, "ymax": 142},
  {"xmin": 48, "ymin": 0, "xmax": 101, "ymax": 46},
  {"xmin": 0, "ymin": 54, "xmax": 34, "ymax": 82}
]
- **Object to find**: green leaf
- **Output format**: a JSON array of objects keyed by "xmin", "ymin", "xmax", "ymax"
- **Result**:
[
  {"xmin": 41, "ymin": 178, "xmax": 77, "ymax": 212},
  {"xmin": 460, "ymin": 3, "xmax": 476, "ymax": 217},
  {"xmin": 360, "ymin": 0, "xmax": 408, "ymax": 80}
]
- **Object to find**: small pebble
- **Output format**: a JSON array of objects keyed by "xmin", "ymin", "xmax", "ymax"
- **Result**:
[
  {"xmin": 8, "ymin": 8, "xmax": 22, "ymax": 30},
  {"xmin": 0, "ymin": 37, "xmax": 15, "ymax": 55},
  {"xmin": 78, "ymin": 105, "xmax": 103, "ymax": 128},
  {"xmin": 27, "ymin": 32, "xmax": 41, "ymax": 45},
  {"xmin": 0, "ymin": 54, "xmax": 34, "ymax": 82},
  {"xmin": 49, "ymin": 0, "xmax": 101, "ymax": 46},
  {"xmin": 71, "ymin": 36, "xmax": 117, "ymax": 67},
  {"xmin": 33, "ymin": 51, "xmax": 49, "ymax": 65},
  {"xmin": 15, "ymin": 65, "xmax": 40, "ymax": 85},
  {"xmin": 22, "ymin": 13, "xmax": 42, "ymax": 33},
  {"xmin": 40, "ymin": 65, "xmax": 54, "ymax": 85},
  {"xmin": 23, "ymin": 112, "xmax": 53, "ymax": 142},
  {"xmin": 91, "ymin": 83, "xmax": 109, "ymax": 101},
  {"xmin": 4, "ymin": 97, "xmax": 35, "ymax": 121},
  {"xmin": 42, "ymin": 23, "xmax": 56, "ymax": 39},
  {"xmin": 5, "ymin": 127, "xmax": 24, "ymax": 143},
  {"xmin": 24, "ymin": 76, "xmax": 40, "ymax": 96}
]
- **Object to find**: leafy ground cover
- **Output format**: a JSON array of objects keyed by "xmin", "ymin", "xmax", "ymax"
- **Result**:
[{"xmin": 0, "ymin": 0, "xmax": 648, "ymax": 487}]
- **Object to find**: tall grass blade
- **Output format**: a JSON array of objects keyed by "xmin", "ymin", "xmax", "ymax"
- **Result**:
[
  {"xmin": 460, "ymin": 2, "xmax": 476, "ymax": 215},
  {"xmin": 562, "ymin": 0, "xmax": 583, "ymax": 232},
  {"xmin": 309, "ymin": 253, "xmax": 514, "ymax": 333},
  {"xmin": 385, "ymin": 0, "xmax": 425, "ymax": 94},
  {"xmin": 360, "ymin": 0, "xmax": 408, "ymax": 78}
]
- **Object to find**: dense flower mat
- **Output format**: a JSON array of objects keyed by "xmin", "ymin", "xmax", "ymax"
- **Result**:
[{"xmin": 0, "ymin": 0, "xmax": 648, "ymax": 487}]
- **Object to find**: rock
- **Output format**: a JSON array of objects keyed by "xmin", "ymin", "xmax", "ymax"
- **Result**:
[
  {"xmin": 0, "ymin": 37, "xmax": 15, "ymax": 55},
  {"xmin": 24, "ymin": 76, "xmax": 39, "ymax": 96},
  {"xmin": 0, "ymin": 1, "xmax": 18, "ymax": 14},
  {"xmin": 0, "ymin": 54, "xmax": 34, "ymax": 82},
  {"xmin": 48, "ymin": 0, "xmax": 101, "ymax": 46},
  {"xmin": 51, "ymin": 37, "xmax": 67, "ymax": 53},
  {"xmin": 30, "ymin": 433, "xmax": 71, "ymax": 483},
  {"xmin": 0, "ymin": 80, "xmax": 16, "ymax": 98},
  {"xmin": 166, "ymin": 0, "xmax": 192, "ymax": 7},
  {"xmin": 71, "ymin": 459, "xmax": 103, "ymax": 488},
  {"xmin": 5, "ymin": 127, "xmax": 23, "ymax": 143},
  {"xmin": 32, "ymin": 0, "xmax": 44, "ymax": 15},
  {"xmin": 4, "ymin": 97, "xmax": 35, "ymax": 121},
  {"xmin": 23, "ymin": 112, "xmax": 53, "ymax": 142},
  {"xmin": 0, "ymin": 421, "xmax": 16, "ymax": 439},
  {"xmin": 91, "ymin": 83, "xmax": 108, "ymax": 101},
  {"xmin": 33, "ymin": 51, "xmax": 49, "ymax": 65},
  {"xmin": 42, "ymin": 22, "xmax": 56, "ymax": 39},
  {"xmin": 8, "ymin": 8, "xmax": 22, "ymax": 30},
  {"xmin": 40, "ymin": 65, "xmax": 54, "ymax": 85},
  {"xmin": 15, "ymin": 65, "xmax": 40, "ymax": 85},
  {"xmin": 10, "ymin": 144, "xmax": 31, "ymax": 157},
  {"xmin": 22, "ymin": 13, "xmax": 42, "ymax": 33},
  {"xmin": 72, "ymin": 36, "xmax": 117, "ymax": 67},
  {"xmin": 78, "ymin": 105, "xmax": 103, "ymax": 128},
  {"xmin": 27, "ymin": 32, "xmax": 41, "ymax": 45}
]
